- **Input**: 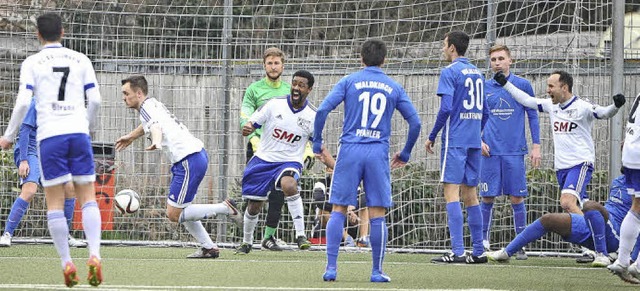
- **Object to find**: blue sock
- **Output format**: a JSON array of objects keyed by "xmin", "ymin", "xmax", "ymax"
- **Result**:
[
  {"xmin": 466, "ymin": 204, "xmax": 484, "ymax": 256},
  {"xmin": 369, "ymin": 217, "xmax": 387, "ymax": 273},
  {"xmin": 512, "ymin": 202, "xmax": 527, "ymax": 235},
  {"xmin": 326, "ymin": 211, "xmax": 346, "ymax": 270},
  {"xmin": 5, "ymin": 197, "xmax": 30, "ymax": 235},
  {"xmin": 505, "ymin": 219, "xmax": 546, "ymax": 256},
  {"xmin": 480, "ymin": 201, "xmax": 493, "ymax": 242},
  {"xmin": 584, "ymin": 209, "xmax": 607, "ymax": 255},
  {"xmin": 446, "ymin": 202, "xmax": 464, "ymax": 256},
  {"xmin": 64, "ymin": 198, "xmax": 76, "ymax": 228}
]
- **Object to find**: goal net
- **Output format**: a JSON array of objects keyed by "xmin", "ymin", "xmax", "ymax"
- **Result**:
[{"xmin": 0, "ymin": 0, "xmax": 633, "ymax": 254}]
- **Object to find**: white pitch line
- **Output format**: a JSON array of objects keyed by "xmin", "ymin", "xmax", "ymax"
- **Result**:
[
  {"xmin": 0, "ymin": 255, "xmax": 608, "ymax": 271},
  {"xmin": 0, "ymin": 284, "xmax": 507, "ymax": 291}
]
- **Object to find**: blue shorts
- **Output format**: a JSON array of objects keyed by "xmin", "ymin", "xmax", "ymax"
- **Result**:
[
  {"xmin": 242, "ymin": 156, "xmax": 302, "ymax": 201},
  {"xmin": 38, "ymin": 133, "xmax": 95, "ymax": 187},
  {"xmin": 623, "ymin": 167, "xmax": 640, "ymax": 197},
  {"xmin": 565, "ymin": 213, "xmax": 591, "ymax": 245},
  {"xmin": 440, "ymin": 147, "xmax": 481, "ymax": 186},
  {"xmin": 479, "ymin": 155, "xmax": 527, "ymax": 197},
  {"xmin": 329, "ymin": 143, "xmax": 391, "ymax": 208},
  {"xmin": 14, "ymin": 154, "xmax": 41, "ymax": 186},
  {"xmin": 568, "ymin": 213, "xmax": 620, "ymax": 253},
  {"xmin": 556, "ymin": 162, "xmax": 593, "ymax": 204},
  {"xmin": 169, "ymin": 149, "xmax": 208, "ymax": 208}
]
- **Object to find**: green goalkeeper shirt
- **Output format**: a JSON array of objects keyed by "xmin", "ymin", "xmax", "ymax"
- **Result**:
[{"xmin": 240, "ymin": 77, "xmax": 291, "ymax": 140}]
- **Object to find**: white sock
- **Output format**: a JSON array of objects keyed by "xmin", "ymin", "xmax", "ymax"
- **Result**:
[
  {"xmin": 243, "ymin": 211, "xmax": 259, "ymax": 244},
  {"xmin": 47, "ymin": 211, "xmax": 72, "ymax": 268},
  {"xmin": 617, "ymin": 210, "xmax": 640, "ymax": 267},
  {"xmin": 179, "ymin": 203, "xmax": 229, "ymax": 223},
  {"xmin": 82, "ymin": 201, "xmax": 102, "ymax": 259},
  {"xmin": 286, "ymin": 194, "xmax": 305, "ymax": 237},
  {"xmin": 182, "ymin": 221, "xmax": 215, "ymax": 249}
]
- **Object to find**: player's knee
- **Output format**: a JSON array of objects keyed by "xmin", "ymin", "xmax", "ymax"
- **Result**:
[
  {"xmin": 560, "ymin": 197, "xmax": 579, "ymax": 213},
  {"xmin": 19, "ymin": 183, "xmax": 38, "ymax": 202},
  {"xmin": 246, "ymin": 201, "xmax": 262, "ymax": 216},
  {"xmin": 166, "ymin": 211, "xmax": 180, "ymax": 223},
  {"xmin": 280, "ymin": 183, "xmax": 298, "ymax": 196},
  {"xmin": 510, "ymin": 196, "xmax": 524, "ymax": 204}
]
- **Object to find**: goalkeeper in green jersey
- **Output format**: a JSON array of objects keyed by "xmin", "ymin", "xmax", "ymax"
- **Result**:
[{"xmin": 239, "ymin": 47, "xmax": 314, "ymax": 250}]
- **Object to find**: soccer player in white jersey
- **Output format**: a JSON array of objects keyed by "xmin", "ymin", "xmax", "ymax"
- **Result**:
[
  {"xmin": 609, "ymin": 93, "xmax": 640, "ymax": 284},
  {"xmin": 235, "ymin": 70, "xmax": 333, "ymax": 255},
  {"xmin": 494, "ymin": 70, "xmax": 625, "ymax": 265},
  {"xmin": 0, "ymin": 13, "xmax": 102, "ymax": 287},
  {"xmin": 116, "ymin": 75, "xmax": 242, "ymax": 259}
]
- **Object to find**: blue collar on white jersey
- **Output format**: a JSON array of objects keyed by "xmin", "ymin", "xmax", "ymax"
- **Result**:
[
  {"xmin": 287, "ymin": 94, "xmax": 308, "ymax": 113},
  {"xmin": 42, "ymin": 43, "xmax": 63, "ymax": 49},
  {"xmin": 560, "ymin": 96, "xmax": 578, "ymax": 110}
]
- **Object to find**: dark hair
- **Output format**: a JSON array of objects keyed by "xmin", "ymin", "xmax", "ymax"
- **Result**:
[
  {"xmin": 551, "ymin": 70, "xmax": 573, "ymax": 93},
  {"xmin": 292, "ymin": 70, "xmax": 314, "ymax": 88},
  {"xmin": 361, "ymin": 39, "xmax": 386, "ymax": 67},
  {"xmin": 445, "ymin": 31, "xmax": 470, "ymax": 56},
  {"xmin": 37, "ymin": 13, "xmax": 63, "ymax": 42},
  {"xmin": 121, "ymin": 75, "xmax": 149, "ymax": 95}
]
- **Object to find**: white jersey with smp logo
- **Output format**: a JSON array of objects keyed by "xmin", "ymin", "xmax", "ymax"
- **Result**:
[
  {"xmin": 18, "ymin": 44, "xmax": 100, "ymax": 141},
  {"xmin": 537, "ymin": 97, "xmax": 596, "ymax": 170},
  {"xmin": 139, "ymin": 98, "xmax": 204, "ymax": 164},
  {"xmin": 623, "ymin": 94, "xmax": 640, "ymax": 170},
  {"xmin": 249, "ymin": 96, "xmax": 315, "ymax": 164}
]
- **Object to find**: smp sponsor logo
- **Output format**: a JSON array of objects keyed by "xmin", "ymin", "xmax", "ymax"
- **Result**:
[
  {"xmin": 273, "ymin": 128, "xmax": 303, "ymax": 143},
  {"xmin": 553, "ymin": 121, "xmax": 578, "ymax": 132}
]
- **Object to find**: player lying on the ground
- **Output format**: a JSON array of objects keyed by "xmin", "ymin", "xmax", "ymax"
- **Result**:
[{"xmin": 487, "ymin": 175, "xmax": 640, "ymax": 269}]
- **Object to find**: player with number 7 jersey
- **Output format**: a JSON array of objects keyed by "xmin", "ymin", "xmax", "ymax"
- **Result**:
[{"xmin": 0, "ymin": 13, "xmax": 102, "ymax": 287}]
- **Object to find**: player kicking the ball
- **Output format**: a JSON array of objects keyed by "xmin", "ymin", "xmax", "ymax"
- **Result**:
[{"xmin": 116, "ymin": 75, "xmax": 242, "ymax": 259}]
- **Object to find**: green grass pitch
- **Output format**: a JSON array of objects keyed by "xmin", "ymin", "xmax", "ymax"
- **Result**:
[{"xmin": 0, "ymin": 244, "xmax": 635, "ymax": 290}]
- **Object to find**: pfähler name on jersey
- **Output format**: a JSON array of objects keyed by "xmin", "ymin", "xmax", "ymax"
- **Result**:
[{"xmin": 356, "ymin": 128, "xmax": 381, "ymax": 139}]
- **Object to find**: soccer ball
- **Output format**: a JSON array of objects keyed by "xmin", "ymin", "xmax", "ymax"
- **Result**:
[{"xmin": 114, "ymin": 189, "xmax": 140, "ymax": 214}]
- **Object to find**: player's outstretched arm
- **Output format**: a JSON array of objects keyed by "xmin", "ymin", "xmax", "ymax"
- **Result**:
[
  {"xmin": 593, "ymin": 94, "xmax": 625, "ymax": 119},
  {"xmin": 115, "ymin": 124, "xmax": 144, "ymax": 151},
  {"xmin": 494, "ymin": 72, "xmax": 538, "ymax": 109}
]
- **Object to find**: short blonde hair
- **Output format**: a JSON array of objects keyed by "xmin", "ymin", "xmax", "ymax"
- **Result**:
[
  {"xmin": 263, "ymin": 47, "xmax": 285, "ymax": 63},
  {"xmin": 489, "ymin": 44, "xmax": 512, "ymax": 58}
]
